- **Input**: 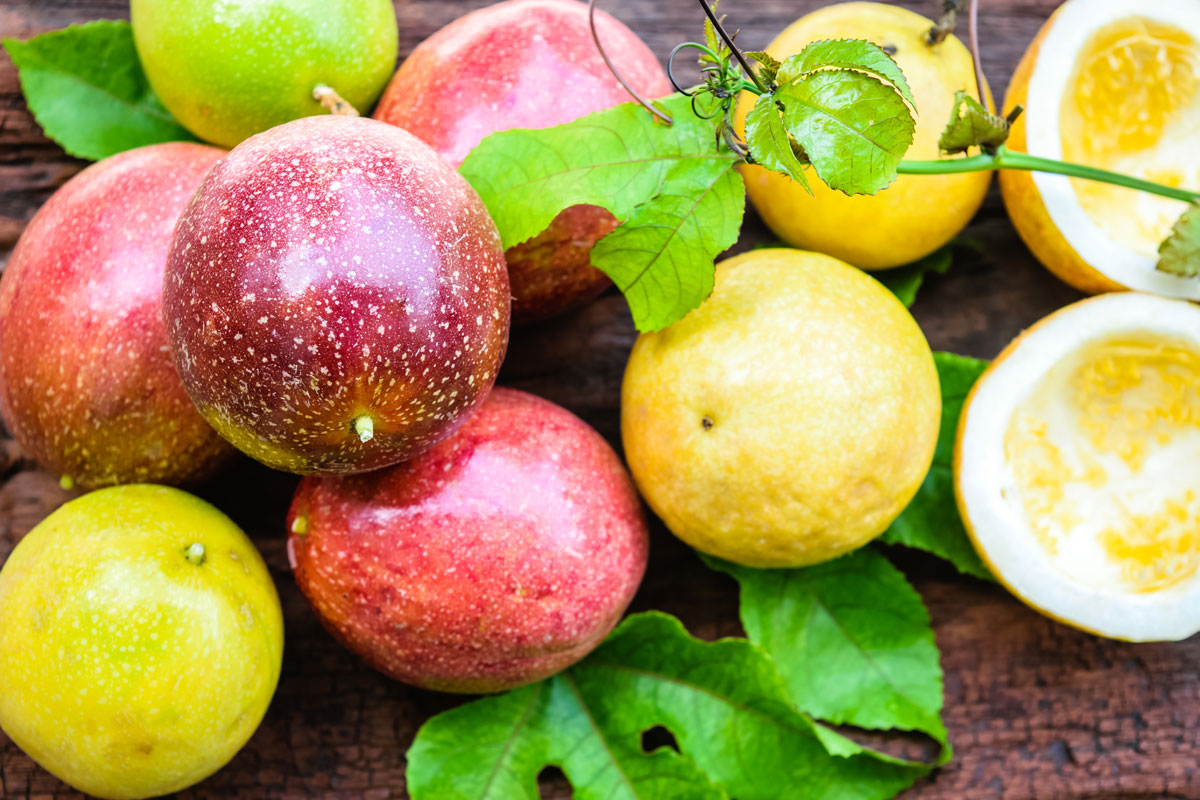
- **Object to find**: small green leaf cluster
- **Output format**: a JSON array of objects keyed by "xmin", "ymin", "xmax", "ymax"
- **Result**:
[
  {"xmin": 460, "ymin": 39, "xmax": 919, "ymax": 332},
  {"xmin": 2, "ymin": 21, "xmax": 195, "ymax": 160}
]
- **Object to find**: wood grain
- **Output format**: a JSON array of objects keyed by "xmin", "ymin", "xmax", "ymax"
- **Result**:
[{"xmin": 1, "ymin": 0, "xmax": 1197, "ymax": 798}]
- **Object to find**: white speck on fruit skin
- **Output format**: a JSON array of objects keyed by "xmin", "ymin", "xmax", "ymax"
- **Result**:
[{"xmin": 163, "ymin": 116, "xmax": 511, "ymax": 475}]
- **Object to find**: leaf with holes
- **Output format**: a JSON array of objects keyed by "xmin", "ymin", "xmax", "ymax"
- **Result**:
[
  {"xmin": 705, "ymin": 549, "xmax": 950, "ymax": 762},
  {"xmin": 2, "ymin": 21, "xmax": 196, "ymax": 160},
  {"xmin": 778, "ymin": 39, "xmax": 915, "ymax": 108},
  {"xmin": 938, "ymin": 90, "xmax": 1010, "ymax": 154},
  {"xmin": 1157, "ymin": 203, "xmax": 1200, "ymax": 278},
  {"xmin": 777, "ymin": 70, "xmax": 915, "ymax": 196},
  {"xmin": 744, "ymin": 93, "xmax": 812, "ymax": 193},
  {"xmin": 407, "ymin": 612, "xmax": 929, "ymax": 800},
  {"xmin": 880, "ymin": 352, "xmax": 994, "ymax": 580}
]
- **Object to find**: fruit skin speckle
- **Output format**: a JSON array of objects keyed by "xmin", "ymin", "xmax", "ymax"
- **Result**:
[
  {"xmin": 164, "ymin": 115, "xmax": 511, "ymax": 475},
  {"xmin": 287, "ymin": 387, "xmax": 649, "ymax": 694},
  {"xmin": 0, "ymin": 142, "xmax": 233, "ymax": 490},
  {"xmin": 372, "ymin": 0, "xmax": 670, "ymax": 324}
]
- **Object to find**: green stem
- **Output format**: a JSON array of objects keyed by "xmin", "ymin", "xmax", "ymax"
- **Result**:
[{"xmin": 897, "ymin": 148, "xmax": 1200, "ymax": 204}]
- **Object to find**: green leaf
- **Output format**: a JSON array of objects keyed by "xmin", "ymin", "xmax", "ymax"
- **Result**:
[
  {"xmin": 2, "ymin": 20, "xmax": 197, "ymax": 161},
  {"xmin": 746, "ymin": 50, "xmax": 782, "ymax": 85},
  {"xmin": 938, "ymin": 90, "xmax": 1010, "ymax": 154},
  {"xmin": 777, "ymin": 70, "xmax": 915, "ymax": 196},
  {"xmin": 1157, "ymin": 203, "xmax": 1200, "ymax": 278},
  {"xmin": 706, "ymin": 550, "xmax": 950, "ymax": 763},
  {"xmin": 876, "ymin": 245, "xmax": 953, "ymax": 307},
  {"xmin": 778, "ymin": 40, "xmax": 915, "ymax": 108},
  {"xmin": 880, "ymin": 352, "xmax": 994, "ymax": 581},
  {"xmin": 744, "ymin": 93, "xmax": 812, "ymax": 193},
  {"xmin": 591, "ymin": 158, "xmax": 744, "ymax": 332},
  {"xmin": 407, "ymin": 612, "xmax": 928, "ymax": 800},
  {"xmin": 460, "ymin": 94, "xmax": 744, "ymax": 332}
]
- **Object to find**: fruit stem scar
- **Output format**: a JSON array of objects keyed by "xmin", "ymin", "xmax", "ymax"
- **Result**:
[
  {"xmin": 354, "ymin": 415, "xmax": 374, "ymax": 443},
  {"xmin": 312, "ymin": 85, "xmax": 360, "ymax": 117},
  {"xmin": 701, "ymin": 415, "xmax": 714, "ymax": 431},
  {"xmin": 185, "ymin": 543, "xmax": 206, "ymax": 566}
]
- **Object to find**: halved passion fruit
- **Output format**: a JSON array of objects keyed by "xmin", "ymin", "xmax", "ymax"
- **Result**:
[
  {"xmin": 956, "ymin": 292, "xmax": 1200, "ymax": 641},
  {"xmin": 1001, "ymin": 0, "xmax": 1200, "ymax": 298}
]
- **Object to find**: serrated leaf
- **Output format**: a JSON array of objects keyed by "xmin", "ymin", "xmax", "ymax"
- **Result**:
[
  {"xmin": 460, "ymin": 94, "xmax": 744, "ymax": 332},
  {"xmin": 877, "ymin": 245, "xmax": 953, "ymax": 307},
  {"xmin": 1157, "ymin": 203, "xmax": 1200, "ymax": 277},
  {"xmin": 460, "ymin": 93, "xmax": 736, "ymax": 249},
  {"xmin": 744, "ymin": 93, "xmax": 812, "ymax": 194},
  {"xmin": 746, "ymin": 50, "xmax": 782, "ymax": 85},
  {"xmin": 2, "ymin": 21, "xmax": 197, "ymax": 160},
  {"xmin": 778, "ymin": 39, "xmax": 915, "ymax": 108},
  {"xmin": 777, "ymin": 70, "xmax": 915, "ymax": 196},
  {"xmin": 880, "ymin": 352, "xmax": 994, "ymax": 581},
  {"xmin": 408, "ymin": 612, "xmax": 928, "ymax": 800},
  {"xmin": 706, "ymin": 550, "xmax": 950, "ymax": 763},
  {"xmin": 591, "ymin": 158, "xmax": 743, "ymax": 332},
  {"xmin": 938, "ymin": 90, "xmax": 1010, "ymax": 154}
]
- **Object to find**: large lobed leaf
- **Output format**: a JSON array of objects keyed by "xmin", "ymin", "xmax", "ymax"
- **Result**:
[
  {"xmin": 459, "ymin": 93, "xmax": 744, "ymax": 333},
  {"xmin": 880, "ymin": 352, "xmax": 993, "ymax": 580},
  {"xmin": 1157, "ymin": 203, "xmax": 1200, "ymax": 278},
  {"xmin": 3, "ymin": 20, "xmax": 196, "ymax": 160},
  {"xmin": 407, "ymin": 612, "xmax": 928, "ymax": 800},
  {"xmin": 707, "ymin": 549, "xmax": 950, "ymax": 761}
]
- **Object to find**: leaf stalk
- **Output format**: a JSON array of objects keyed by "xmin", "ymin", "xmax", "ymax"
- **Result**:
[{"xmin": 897, "ymin": 149, "xmax": 1200, "ymax": 204}]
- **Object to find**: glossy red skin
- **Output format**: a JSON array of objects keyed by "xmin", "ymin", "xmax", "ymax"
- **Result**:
[
  {"xmin": 287, "ymin": 387, "xmax": 649, "ymax": 693},
  {"xmin": 164, "ymin": 116, "xmax": 510, "ymax": 475},
  {"xmin": 0, "ymin": 143, "xmax": 233, "ymax": 489},
  {"xmin": 372, "ymin": 0, "xmax": 671, "ymax": 324}
]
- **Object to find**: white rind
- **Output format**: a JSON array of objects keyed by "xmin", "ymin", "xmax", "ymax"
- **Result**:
[
  {"xmin": 1024, "ymin": 0, "xmax": 1200, "ymax": 299},
  {"xmin": 958, "ymin": 292, "xmax": 1200, "ymax": 641}
]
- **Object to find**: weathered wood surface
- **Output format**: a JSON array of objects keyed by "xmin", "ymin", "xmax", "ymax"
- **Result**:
[{"xmin": 1, "ymin": 0, "xmax": 1197, "ymax": 797}]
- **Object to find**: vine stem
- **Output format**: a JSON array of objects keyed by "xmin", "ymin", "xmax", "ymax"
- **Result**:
[
  {"xmin": 898, "ymin": 150, "xmax": 1200, "ymax": 204},
  {"xmin": 697, "ymin": 0, "xmax": 768, "ymax": 94}
]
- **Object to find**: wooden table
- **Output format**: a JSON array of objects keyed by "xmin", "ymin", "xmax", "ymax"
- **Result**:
[{"xmin": 1, "ymin": 0, "xmax": 1197, "ymax": 797}]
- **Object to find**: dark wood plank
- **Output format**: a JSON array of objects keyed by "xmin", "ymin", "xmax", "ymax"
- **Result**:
[{"xmin": 1, "ymin": 0, "xmax": 1197, "ymax": 798}]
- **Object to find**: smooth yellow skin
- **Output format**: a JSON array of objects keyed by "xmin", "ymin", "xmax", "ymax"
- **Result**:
[
  {"xmin": 999, "ymin": 7, "xmax": 1124, "ymax": 295},
  {"xmin": 0, "ymin": 485, "xmax": 284, "ymax": 799},
  {"xmin": 621, "ymin": 249, "xmax": 941, "ymax": 568},
  {"xmin": 735, "ymin": 2, "xmax": 992, "ymax": 269}
]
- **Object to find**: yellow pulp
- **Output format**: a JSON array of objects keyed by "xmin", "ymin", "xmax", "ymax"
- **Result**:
[
  {"xmin": 1005, "ymin": 336, "xmax": 1200, "ymax": 594},
  {"xmin": 1059, "ymin": 17, "xmax": 1200, "ymax": 257}
]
